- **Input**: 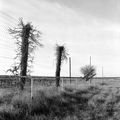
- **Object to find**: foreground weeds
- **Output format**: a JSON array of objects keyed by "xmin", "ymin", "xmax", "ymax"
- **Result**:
[{"xmin": 0, "ymin": 85, "xmax": 120, "ymax": 120}]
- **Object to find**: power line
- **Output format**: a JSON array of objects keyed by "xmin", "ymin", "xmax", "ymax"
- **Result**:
[
  {"xmin": 0, "ymin": 41, "xmax": 16, "ymax": 49},
  {"xmin": 0, "ymin": 46, "xmax": 15, "ymax": 50},
  {"xmin": 0, "ymin": 56, "xmax": 14, "ymax": 59},
  {"xmin": 0, "ymin": 41, "xmax": 15, "ymax": 45},
  {"xmin": 0, "ymin": 16, "xmax": 18, "ymax": 27}
]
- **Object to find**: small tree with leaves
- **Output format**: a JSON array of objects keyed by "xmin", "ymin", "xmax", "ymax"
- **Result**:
[
  {"xmin": 80, "ymin": 65, "xmax": 96, "ymax": 82},
  {"xmin": 55, "ymin": 44, "xmax": 68, "ymax": 87},
  {"xmin": 8, "ymin": 18, "xmax": 43, "ymax": 90}
]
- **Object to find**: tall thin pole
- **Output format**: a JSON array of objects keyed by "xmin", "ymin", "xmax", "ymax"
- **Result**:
[
  {"xmin": 31, "ymin": 78, "xmax": 33, "ymax": 99},
  {"xmin": 69, "ymin": 57, "xmax": 71, "ymax": 83},
  {"xmin": 102, "ymin": 67, "xmax": 103, "ymax": 77},
  {"xmin": 101, "ymin": 67, "xmax": 104, "ymax": 85},
  {"xmin": 90, "ymin": 56, "xmax": 91, "ymax": 66},
  {"xmin": 90, "ymin": 56, "xmax": 91, "ymax": 83}
]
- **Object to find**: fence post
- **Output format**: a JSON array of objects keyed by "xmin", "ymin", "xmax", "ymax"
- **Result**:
[
  {"xmin": 31, "ymin": 78, "xmax": 33, "ymax": 99},
  {"xmin": 75, "ymin": 78, "xmax": 78, "ymax": 89},
  {"xmin": 61, "ymin": 78, "xmax": 64, "ymax": 91}
]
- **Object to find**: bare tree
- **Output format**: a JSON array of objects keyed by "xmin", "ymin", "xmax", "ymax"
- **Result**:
[
  {"xmin": 7, "ymin": 66, "xmax": 19, "ymax": 75},
  {"xmin": 8, "ymin": 18, "xmax": 43, "ymax": 90},
  {"xmin": 80, "ymin": 65, "xmax": 96, "ymax": 82},
  {"xmin": 55, "ymin": 44, "xmax": 68, "ymax": 87}
]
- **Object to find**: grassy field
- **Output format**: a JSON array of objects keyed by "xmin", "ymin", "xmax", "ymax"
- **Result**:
[{"xmin": 0, "ymin": 78, "xmax": 120, "ymax": 120}]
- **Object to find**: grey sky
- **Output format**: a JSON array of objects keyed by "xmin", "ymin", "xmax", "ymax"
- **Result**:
[
  {"xmin": 0, "ymin": 0, "xmax": 120, "ymax": 77},
  {"xmin": 47, "ymin": 0, "xmax": 120, "ymax": 23}
]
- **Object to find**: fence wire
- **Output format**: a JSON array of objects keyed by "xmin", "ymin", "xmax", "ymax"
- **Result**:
[{"xmin": 0, "ymin": 75, "xmax": 120, "ymax": 98}]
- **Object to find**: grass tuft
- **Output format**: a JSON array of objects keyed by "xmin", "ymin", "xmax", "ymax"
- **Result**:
[{"xmin": 0, "ymin": 84, "xmax": 120, "ymax": 120}]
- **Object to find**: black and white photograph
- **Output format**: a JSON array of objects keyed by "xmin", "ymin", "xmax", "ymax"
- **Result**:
[{"xmin": 0, "ymin": 0, "xmax": 120, "ymax": 119}]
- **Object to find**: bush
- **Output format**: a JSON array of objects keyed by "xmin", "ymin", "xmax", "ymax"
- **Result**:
[{"xmin": 80, "ymin": 65, "xmax": 96, "ymax": 81}]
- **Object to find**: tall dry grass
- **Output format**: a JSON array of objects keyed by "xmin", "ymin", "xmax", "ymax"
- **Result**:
[{"xmin": 0, "ymin": 81, "xmax": 120, "ymax": 120}]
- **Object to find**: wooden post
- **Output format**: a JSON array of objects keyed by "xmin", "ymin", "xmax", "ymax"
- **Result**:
[
  {"xmin": 75, "ymin": 78, "xmax": 78, "ymax": 89},
  {"xmin": 90, "ymin": 56, "xmax": 91, "ymax": 67},
  {"xmin": 69, "ymin": 57, "xmax": 71, "ymax": 84},
  {"xmin": 102, "ymin": 67, "xmax": 103, "ymax": 77},
  {"xmin": 31, "ymin": 78, "xmax": 33, "ymax": 99},
  {"xmin": 90, "ymin": 56, "xmax": 92, "ymax": 83},
  {"xmin": 102, "ymin": 67, "xmax": 103, "ymax": 85},
  {"xmin": 61, "ymin": 78, "xmax": 64, "ymax": 91}
]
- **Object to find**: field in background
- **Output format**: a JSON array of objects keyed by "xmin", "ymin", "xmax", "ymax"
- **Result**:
[{"xmin": 0, "ymin": 76, "xmax": 120, "ymax": 120}]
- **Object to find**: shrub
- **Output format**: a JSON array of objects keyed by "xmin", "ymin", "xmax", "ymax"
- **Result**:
[{"xmin": 80, "ymin": 65, "xmax": 96, "ymax": 82}]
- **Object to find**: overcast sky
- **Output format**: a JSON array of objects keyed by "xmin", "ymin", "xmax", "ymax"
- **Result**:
[{"xmin": 0, "ymin": 0, "xmax": 120, "ymax": 77}]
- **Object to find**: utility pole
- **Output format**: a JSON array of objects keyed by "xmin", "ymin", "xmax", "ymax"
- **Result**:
[
  {"xmin": 69, "ymin": 57, "xmax": 71, "ymax": 83},
  {"xmin": 102, "ymin": 67, "xmax": 103, "ymax": 77},
  {"xmin": 90, "ymin": 56, "xmax": 92, "ymax": 83},
  {"xmin": 101, "ymin": 66, "xmax": 104, "ymax": 85},
  {"xmin": 90, "ymin": 56, "xmax": 91, "ymax": 66}
]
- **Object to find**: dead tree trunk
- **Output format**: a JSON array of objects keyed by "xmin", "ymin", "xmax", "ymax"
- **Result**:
[
  {"xmin": 20, "ymin": 24, "xmax": 31, "ymax": 90},
  {"xmin": 55, "ymin": 47, "xmax": 62, "ymax": 87}
]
